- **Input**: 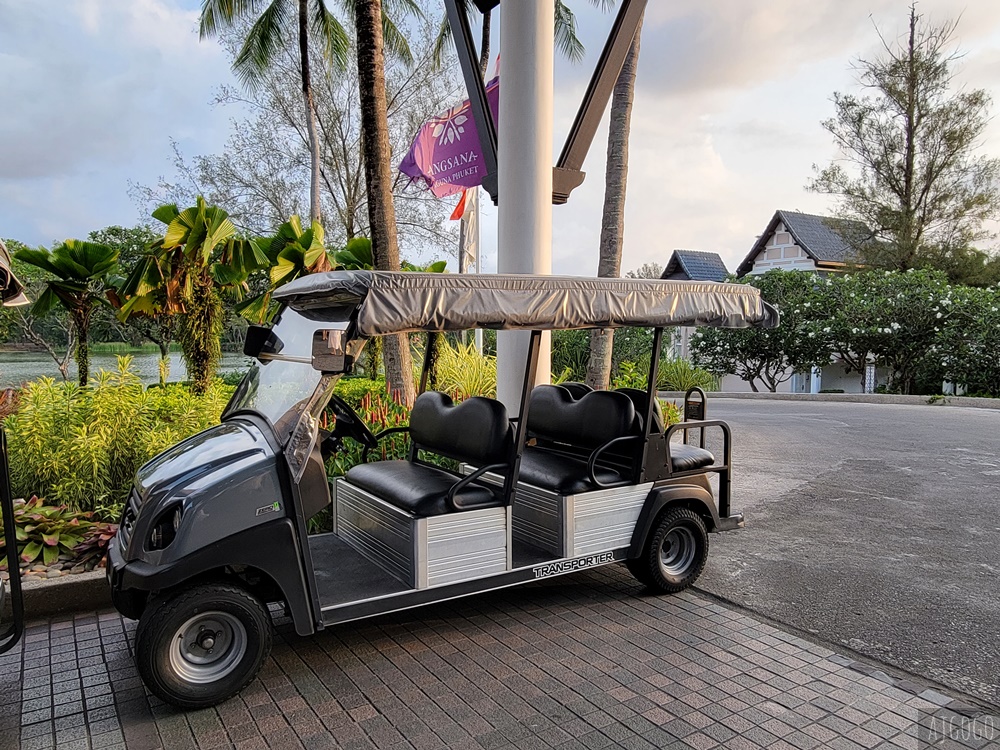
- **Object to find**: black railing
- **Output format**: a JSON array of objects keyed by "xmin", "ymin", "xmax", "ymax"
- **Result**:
[{"xmin": 0, "ymin": 428, "xmax": 24, "ymax": 654}]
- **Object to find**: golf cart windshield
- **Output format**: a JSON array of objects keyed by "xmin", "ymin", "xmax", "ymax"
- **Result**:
[{"xmin": 225, "ymin": 308, "xmax": 332, "ymax": 440}]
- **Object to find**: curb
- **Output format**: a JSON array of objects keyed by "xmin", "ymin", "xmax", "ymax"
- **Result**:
[
  {"xmin": 4, "ymin": 570, "xmax": 111, "ymax": 621},
  {"xmin": 658, "ymin": 391, "xmax": 1000, "ymax": 410}
]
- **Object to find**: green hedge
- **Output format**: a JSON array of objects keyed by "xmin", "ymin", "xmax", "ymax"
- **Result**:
[{"xmin": 5, "ymin": 357, "xmax": 233, "ymax": 518}]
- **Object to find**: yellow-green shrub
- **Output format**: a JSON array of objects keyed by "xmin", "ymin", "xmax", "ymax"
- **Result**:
[{"xmin": 5, "ymin": 357, "xmax": 233, "ymax": 516}]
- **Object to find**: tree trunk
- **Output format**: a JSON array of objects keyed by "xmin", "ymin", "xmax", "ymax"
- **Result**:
[
  {"xmin": 299, "ymin": 0, "xmax": 329, "ymax": 272},
  {"xmin": 180, "ymin": 273, "xmax": 223, "ymax": 394},
  {"xmin": 585, "ymin": 19, "xmax": 643, "ymax": 391},
  {"xmin": 354, "ymin": 0, "xmax": 415, "ymax": 406},
  {"xmin": 72, "ymin": 307, "xmax": 91, "ymax": 387},
  {"xmin": 479, "ymin": 10, "xmax": 491, "ymax": 76}
]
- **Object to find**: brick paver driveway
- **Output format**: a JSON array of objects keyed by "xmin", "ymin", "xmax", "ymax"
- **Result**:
[{"xmin": 1, "ymin": 565, "xmax": 992, "ymax": 750}]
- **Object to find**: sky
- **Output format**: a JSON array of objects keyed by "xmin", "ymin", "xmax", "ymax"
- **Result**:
[{"xmin": 2, "ymin": 0, "xmax": 1000, "ymax": 275}]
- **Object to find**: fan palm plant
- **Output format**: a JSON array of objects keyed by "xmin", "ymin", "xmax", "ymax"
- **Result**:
[
  {"xmin": 237, "ymin": 215, "xmax": 336, "ymax": 323},
  {"xmin": 15, "ymin": 240, "xmax": 119, "ymax": 386},
  {"xmin": 118, "ymin": 198, "xmax": 269, "ymax": 393}
]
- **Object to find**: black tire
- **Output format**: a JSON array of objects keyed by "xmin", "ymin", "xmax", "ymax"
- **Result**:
[
  {"xmin": 643, "ymin": 507, "xmax": 709, "ymax": 593},
  {"xmin": 135, "ymin": 582, "xmax": 272, "ymax": 709}
]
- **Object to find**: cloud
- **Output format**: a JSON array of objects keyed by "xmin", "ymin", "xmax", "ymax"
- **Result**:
[
  {"xmin": 0, "ymin": 0, "xmax": 229, "ymax": 180},
  {"xmin": 0, "ymin": 0, "xmax": 237, "ymax": 243}
]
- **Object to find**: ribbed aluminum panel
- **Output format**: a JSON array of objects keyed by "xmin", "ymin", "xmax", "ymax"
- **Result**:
[
  {"xmin": 335, "ymin": 481, "xmax": 414, "ymax": 586},
  {"xmin": 510, "ymin": 483, "xmax": 563, "ymax": 555},
  {"xmin": 426, "ymin": 507, "xmax": 508, "ymax": 587},
  {"xmin": 572, "ymin": 483, "xmax": 651, "ymax": 556}
]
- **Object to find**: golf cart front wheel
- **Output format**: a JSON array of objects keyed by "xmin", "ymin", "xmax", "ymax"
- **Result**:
[
  {"xmin": 135, "ymin": 582, "xmax": 272, "ymax": 709},
  {"xmin": 641, "ymin": 507, "xmax": 709, "ymax": 593}
]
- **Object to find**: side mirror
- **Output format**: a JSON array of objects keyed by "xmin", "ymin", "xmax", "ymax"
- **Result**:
[
  {"xmin": 244, "ymin": 325, "xmax": 283, "ymax": 358},
  {"xmin": 312, "ymin": 330, "xmax": 352, "ymax": 372}
]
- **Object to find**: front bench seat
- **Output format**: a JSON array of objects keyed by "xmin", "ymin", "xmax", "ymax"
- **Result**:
[
  {"xmin": 517, "ymin": 386, "xmax": 637, "ymax": 494},
  {"xmin": 345, "ymin": 392, "xmax": 512, "ymax": 517}
]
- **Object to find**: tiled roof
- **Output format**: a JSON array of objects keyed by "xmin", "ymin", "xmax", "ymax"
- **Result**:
[
  {"xmin": 660, "ymin": 250, "xmax": 729, "ymax": 282},
  {"xmin": 736, "ymin": 210, "xmax": 872, "ymax": 276}
]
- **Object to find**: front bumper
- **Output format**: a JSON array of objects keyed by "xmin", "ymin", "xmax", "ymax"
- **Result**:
[{"xmin": 106, "ymin": 538, "xmax": 147, "ymax": 620}]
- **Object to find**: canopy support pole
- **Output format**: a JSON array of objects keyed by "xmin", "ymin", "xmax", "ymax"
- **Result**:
[
  {"xmin": 496, "ymin": 0, "xmax": 553, "ymax": 415},
  {"xmin": 637, "ymin": 327, "xmax": 664, "ymax": 482},
  {"xmin": 503, "ymin": 329, "xmax": 541, "ymax": 506}
]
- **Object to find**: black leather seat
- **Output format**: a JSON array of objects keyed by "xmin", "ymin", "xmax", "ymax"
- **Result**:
[
  {"xmin": 669, "ymin": 443, "xmax": 715, "ymax": 472},
  {"xmin": 517, "ymin": 385, "xmax": 637, "ymax": 494},
  {"xmin": 517, "ymin": 450, "xmax": 629, "ymax": 495},
  {"xmin": 345, "ymin": 461, "xmax": 497, "ymax": 516},
  {"xmin": 345, "ymin": 392, "xmax": 512, "ymax": 517}
]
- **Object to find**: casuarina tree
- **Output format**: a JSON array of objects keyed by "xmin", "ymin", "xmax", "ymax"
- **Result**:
[{"xmin": 810, "ymin": 6, "xmax": 1000, "ymax": 274}]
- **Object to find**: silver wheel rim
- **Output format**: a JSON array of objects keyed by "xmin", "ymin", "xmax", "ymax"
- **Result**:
[
  {"xmin": 168, "ymin": 611, "xmax": 247, "ymax": 685},
  {"xmin": 658, "ymin": 526, "xmax": 697, "ymax": 577}
]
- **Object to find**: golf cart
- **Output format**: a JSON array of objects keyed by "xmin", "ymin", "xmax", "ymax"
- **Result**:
[{"xmin": 106, "ymin": 271, "xmax": 777, "ymax": 708}]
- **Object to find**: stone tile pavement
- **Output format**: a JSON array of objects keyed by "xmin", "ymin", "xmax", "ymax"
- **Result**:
[{"xmin": 1, "ymin": 565, "xmax": 995, "ymax": 750}]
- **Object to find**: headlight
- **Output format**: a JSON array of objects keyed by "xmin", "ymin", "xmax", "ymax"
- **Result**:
[{"xmin": 149, "ymin": 506, "xmax": 182, "ymax": 550}]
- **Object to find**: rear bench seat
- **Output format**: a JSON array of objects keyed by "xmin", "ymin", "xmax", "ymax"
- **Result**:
[
  {"xmin": 517, "ymin": 385, "xmax": 638, "ymax": 494},
  {"xmin": 517, "ymin": 384, "xmax": 714, "ymax": 495}
]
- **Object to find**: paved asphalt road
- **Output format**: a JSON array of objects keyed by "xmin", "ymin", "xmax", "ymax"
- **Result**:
[{"xmin": 693, "ymin": 399, "xmax": 1000, "ymax": 707}]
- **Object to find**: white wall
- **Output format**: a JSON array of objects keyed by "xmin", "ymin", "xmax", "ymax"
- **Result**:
[{"xmin": 747, "ymin": 222, "xmax": 817, "ymax": 274}]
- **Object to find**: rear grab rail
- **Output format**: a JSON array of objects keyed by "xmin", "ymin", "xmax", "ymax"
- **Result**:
[{"xmin": 663, "ymin": 419, "xmax": 733, "ymax": 519}]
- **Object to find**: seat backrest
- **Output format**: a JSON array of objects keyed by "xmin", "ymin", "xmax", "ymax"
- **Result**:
[
  {"xmin": 559, "ymin": 381, "xmax": 594, "ymax": 399},
  {"xmin": 614, "ymin": 387, "xmax": 665, "ymax": 434},
  {"xmin": 410, "ymin": 391, "xmax": 512, "ymax": 466},
  {"xmin": 527, "ymin": 385, "xmax": 635, "ymax": 450}
]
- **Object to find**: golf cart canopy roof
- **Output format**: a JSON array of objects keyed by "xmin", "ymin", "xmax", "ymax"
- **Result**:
[{"xmin": 273, "ymin": 270, "xmax": 779, "ymax": 336}]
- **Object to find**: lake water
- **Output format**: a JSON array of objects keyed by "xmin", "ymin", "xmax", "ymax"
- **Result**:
[{"xmin": 0, "ymin": 351, "xmax": 251, "ymax": 388}]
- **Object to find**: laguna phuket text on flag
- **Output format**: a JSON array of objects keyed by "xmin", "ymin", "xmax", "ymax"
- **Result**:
[{"xmin": 398, "ymin": 75, "xmax": 499, "ymax": 198}]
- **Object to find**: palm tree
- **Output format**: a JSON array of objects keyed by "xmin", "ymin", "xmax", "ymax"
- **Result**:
[
  {"xmin": 353, "ymin": 0, "xmax": 416, "ymax": 406},
  {"xmin": 200, "ymin": 0, "xmax": 419, "ymax": 260},
  {"xmin": 201, "ymin": 0, "xmax": 349, "ymax": 252},
  {"xmin": 15, "ymin": 241, "xmax": 119, "ymax": 386},
  {"xmin": 586, "ymin": 13, "xmax": 644, "ymax": 390},
  {"xmin": 119, "ymin": 198, "xmax": 269, "ymax": 393}
]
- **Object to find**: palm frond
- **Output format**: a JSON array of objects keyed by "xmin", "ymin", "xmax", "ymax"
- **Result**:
[
  {"xmin": 432, "ymin": 0, "xmax": 474, "ymax": 70},
  {"xmin": 554, "ymin": 0, "xmax": 585, "ymax": 63},
  {"xmin": 199, "ymin": 0, "xmax": 267, "ymax": 38},
  {"xmin": 382, "ymin": 12, "xmax": 413, "ymax": 65},
  {"xmin": 233, "ymin": 0, "xmax": 292, "ymax": 91},
  {"xmin": 312, "ymin": 0, "xmax": 351, "ymax": 71}
]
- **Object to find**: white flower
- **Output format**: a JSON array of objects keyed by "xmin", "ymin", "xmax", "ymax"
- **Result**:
[{"xmin": 936, "ymin": 312, "xmax": 943, "ymax": 319}]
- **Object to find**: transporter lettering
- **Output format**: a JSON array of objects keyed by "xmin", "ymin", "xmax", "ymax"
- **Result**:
[{"xmin": 533, "ymin": 552, "xmax": 615, "ymax": 579}]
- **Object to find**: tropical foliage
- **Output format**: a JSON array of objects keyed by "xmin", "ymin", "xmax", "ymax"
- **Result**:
[
  {"xmin": 118, "ymin": 198, "xmax": 269, "ymax": 392},
  {"xmin": 14, "ymin": 240, "xmax": 119, "ymax": 385},
  {"xmin": 0, "ymin": 496, "xmax": 92, "ymax": 566},
  {"xmin": 691, "ymin": 271, "xmax": 832, "ymax": 392},
  {"xmin": 4, "ymin": 358, "xmax": 233, "ymax": 513},
  {"xmin": 691, "ymin": 269, "xmax": 1000, "ymax": 395}
]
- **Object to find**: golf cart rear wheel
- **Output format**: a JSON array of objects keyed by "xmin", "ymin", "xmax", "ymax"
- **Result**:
[
  {"xmin": 644, "ymin": 507, "xmax": 709, "ymax": 593},
  {"xmin": 135, "ymin": 582, "xmax": 272, "ymax": 709}
]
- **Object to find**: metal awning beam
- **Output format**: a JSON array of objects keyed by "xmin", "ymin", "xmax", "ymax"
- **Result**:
[
  {"xmin": 444, "ymin": 0, "xmax": 499, "ymax": 203},
  {"xmin": 554, "ymin": 0, "xmax": 647, "ymax": 204},
  {"xmin": 445, "ymin": 0, "xmax": 647, "ymax": 206}
]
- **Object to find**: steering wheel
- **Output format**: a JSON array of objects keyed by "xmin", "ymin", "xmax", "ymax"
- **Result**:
[{"xmin": 325, "ymin": 395, "xmax": 377, "ymax": 452}]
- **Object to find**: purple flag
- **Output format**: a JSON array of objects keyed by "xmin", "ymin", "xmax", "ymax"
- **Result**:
[{"xmin": 399, "ymin": 75, "xmax": 499, "ymax": 198}]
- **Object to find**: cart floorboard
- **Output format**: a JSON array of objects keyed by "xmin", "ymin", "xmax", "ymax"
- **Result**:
[{"xmin": 310, "ymin": 531, "xmax": 599, "ymax": 627}]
